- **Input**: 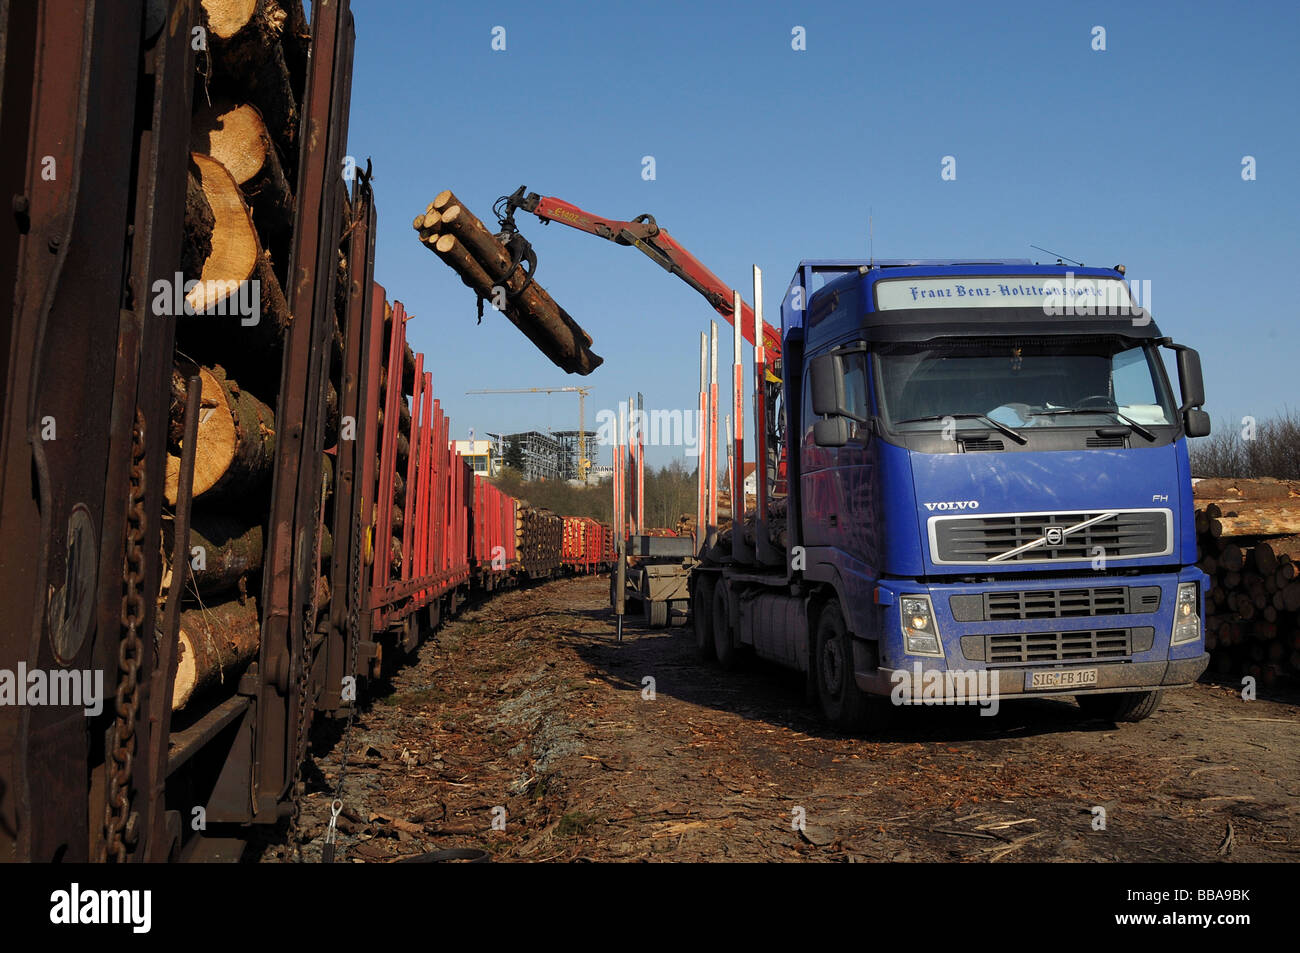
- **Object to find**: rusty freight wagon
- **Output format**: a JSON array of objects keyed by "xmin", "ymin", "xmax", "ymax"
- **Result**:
[{"xmin": 0, "ymin": 0, "xmax": 511, "ymax": 863}]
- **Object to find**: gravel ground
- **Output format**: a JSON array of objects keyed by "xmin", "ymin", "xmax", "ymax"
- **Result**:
[{"xmin": 271, "ymin": 575, "xmax": 1300, "ymax": 863}]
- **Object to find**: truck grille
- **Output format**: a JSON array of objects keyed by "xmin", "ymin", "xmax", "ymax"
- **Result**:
[
  {"xmin": 950, "ymin": 586, "xmax": 1161, "ymax": 621},
  {"xmin": 989, "ymin": 587, "xmax": 1126, "ymax": 618},
  {"xmin": 986, "ymin": 629, "xmax": 1131, "ymax": 665},
  {"xmin": 929, "ymin": 509, "xmax": 1171, "ymax": 564}
]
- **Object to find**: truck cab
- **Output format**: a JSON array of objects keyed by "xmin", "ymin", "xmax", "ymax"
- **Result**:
[{"xmin": 781, "ymin": 259, "xmax": 1211, "ymax": 726}]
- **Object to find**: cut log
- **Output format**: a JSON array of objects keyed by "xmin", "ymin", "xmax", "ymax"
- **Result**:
[
  {"xmin": 182, "ymin": 162, "xmax": 214, "ymax": 283},
  {"xmin": 190, "ymin": 101, "xmax": 293, "ymax": 265},
  {"xmin": 173, "ymin": 596, "xmax": 260, "ymax": 710},
  {"xmin": 183, "ymin": 153, "xmax": 291, "ymax": 341},
  {"xmin": 323, "ymin": 377, "xmax": 339, "ymax": 448},
  {"xmin": 414, "ymin": 209, "xmax": 443, "ymax": 242},
  {"xmin": 1284, "ymin": 581, "xmax": 1300, "ymax": 614},
  {"xmin": 431, "ymin": 231, "xmax": 602, "ymax": 376},
  {"xmin": 1257, "ymin": 536, "xmax": 1300, "ymax": 566},
  {"xmin": 1211, "ymin": 503, "xmax": 1300, "ymax": 539},
  {"xmin": 427, "ymin": 193, "xmax": 602, "ymax": 374},
  {"xmin": 164, "ymin": 512, "xmax": 263, "ymax": 595},
  {"xmin": 1218, "ymin": 544, "xmax": 1245, "ymax": 573},
  {"xmin": 404, "ymin": 343, "xmax": 417, "ymax": 394},
  {"xmin": 1253, "ymin": 543, "xmax": 1278, "ymax": 575},
  {"xmin": 1193, "ymin": 477, "xmax": 1300, "ymax": 503},
  {"xmin": 165, "ymin": 363, "xmax": 275, "ymax": 504},
  {"xmin": 201, "ymin": 0, "xmax": 299, "ymax": 176},
  {"xmin": 334, "ymin": 249, "xmax": 348, "ymax": 324},
  {"xmin": 278, "ymin": 0, "xmax": 310, "ymax": 103}
]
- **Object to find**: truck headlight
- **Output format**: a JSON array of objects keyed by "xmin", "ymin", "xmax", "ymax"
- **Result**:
[
  {"xmin": 1170, "ymin": 582, "xmax": 1201, "ymax": 645},
  {"xmin": 900, "ymin": 595, "xmax": 943, "ymax": 657}
]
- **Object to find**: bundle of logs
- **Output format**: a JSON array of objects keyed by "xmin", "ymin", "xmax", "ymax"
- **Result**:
[
  {"xmin": 1196, "ymin": 478, "xmax": 1300, "ymax": 689},
  {"xmin": 516, "ymin": 504, "xmax": 562, "ymax": 577},
  {"xmin": 413, "ymin": 191, "xmax": 602, "ymax": 375},
  {"xmin": 160, "ymin": 0, "xmax": 371, "ymax": 713}
]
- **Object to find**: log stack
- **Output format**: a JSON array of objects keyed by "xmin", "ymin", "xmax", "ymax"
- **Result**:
[
  {"xmin": 1196, "ymin": 478, "xmax": 1300, "ymax": 689},
  {"xmin": 413, "ymin": 191, "xmax": 603, "ymax": 375},
  {"xmin": 164, "ymin": 0, "xmax": 327, "ymax": 713},
  {"xmin": 516, "ymin": 503, "xmax": 562, "ymax": 577}
]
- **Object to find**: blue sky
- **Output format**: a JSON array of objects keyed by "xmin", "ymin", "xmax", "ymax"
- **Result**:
[{"xmin": 345, "ymin": 0, "xmax": 1299, "ymax": 470}]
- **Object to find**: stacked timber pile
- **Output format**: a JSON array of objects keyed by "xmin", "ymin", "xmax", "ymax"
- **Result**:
[
  {"xmin": 516, "ymin": 503, "xmax": 562, "ymax": 577},
  {"xmin": 412, "ymin": 191, "xmax": 602, "ymax": 375},
  {"xmin": 162, "ymin": 0, "xmax": 326, "ymax": 713},
  {"xmin": 1197, "ymin": 478, "xmax": 1300, "ymax": 688}
]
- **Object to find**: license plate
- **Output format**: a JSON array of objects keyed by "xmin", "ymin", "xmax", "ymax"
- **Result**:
[{"xmin": 1027, "ymin": 668, "xmax": 1098, "ymax": 690}]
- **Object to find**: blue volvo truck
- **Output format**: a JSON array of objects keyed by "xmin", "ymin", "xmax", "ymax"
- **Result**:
[{"xmin": 693, "ymin": 259, "xmax": 1211, "ymax": 729}]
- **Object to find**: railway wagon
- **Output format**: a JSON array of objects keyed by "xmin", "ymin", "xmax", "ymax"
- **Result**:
[
  {"xmin": 471, "ymin": 475, "xmax": 517, "ymax": 591},
  {"xmin": 0, "ymin": 0, "xmax": 620, "ymax": 864},
  {"xmin": 0, "ymin": 0, "xmax": 499, "ymax": 863},
  {"xmin": 562, "ymin": 516, "xmax": 615, "ymax": 574}
]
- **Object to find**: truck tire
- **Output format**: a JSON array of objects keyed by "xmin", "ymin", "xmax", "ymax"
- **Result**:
[
  {"xmin": 711, "ymin": 581, "xmax": 739, "ymax": 670},
  {"xmin": 1076, "ymin": 690, "xmax": 1163, "ymax": 723},
  {"xmin": 692, "ymin": 576, "xmax": 716, "ymax": 661},
  {"xmin": 813, "ymin": 600, "xmax": 870, "ymax": 731},
  {"xmin": 645, "ymin": 599, "xmax": 668, "ymax": 628}
]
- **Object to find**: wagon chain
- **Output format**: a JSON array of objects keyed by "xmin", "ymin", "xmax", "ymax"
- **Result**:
[
  {"xmin": 285, "ymin": 471, "xmax": 328, "ymax": 859},
  {"xmin": 322, "ymin": 507, "xmax": 364, "ymax": 863},
  {"xmin": 102, "ymin": 410, "xmax": 146, "ymax": 862}
]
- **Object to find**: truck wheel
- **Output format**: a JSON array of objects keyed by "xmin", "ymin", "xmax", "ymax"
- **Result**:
[
  {"xmin": 1077, "ymin": 690, "xmax": 1163, "ymax": 723},
  {"xmin": 814, "ymin": 600, "xmax": 870, "ymax": 731},
  {"xmin": 711, "ymin": 581, "xmax": 739, "ymax": 670},
  {"xmin": 692, "ymin": 576, "xmax": 716, "ymax": 660},
  {"xmin": 645, "ymin": 599, "xmax": 668, "ymax": 628}
]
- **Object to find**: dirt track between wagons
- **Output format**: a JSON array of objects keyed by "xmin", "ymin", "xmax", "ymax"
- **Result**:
[{"xmin": 280, "ymin": 575, "xmax": 1300, "ymax": 863}]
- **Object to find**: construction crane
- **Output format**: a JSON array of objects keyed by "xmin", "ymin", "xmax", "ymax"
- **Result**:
[{"xmin": 466, "ymin": 386, "xmax": 593, "ymax": 481}]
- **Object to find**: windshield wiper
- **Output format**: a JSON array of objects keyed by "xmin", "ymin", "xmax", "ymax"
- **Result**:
[
  {"xmin": 892, "ymin": 413, "xmax": 1027, "ymax": 445},
  {"xmin": 1032, "ymin": 408, "xmax": 1157, "ymax": 442}
]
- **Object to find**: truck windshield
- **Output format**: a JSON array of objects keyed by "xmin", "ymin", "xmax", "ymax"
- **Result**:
[{"xmin": 874, "ymin": 337, "xmax": 1176, "ymax": 434}]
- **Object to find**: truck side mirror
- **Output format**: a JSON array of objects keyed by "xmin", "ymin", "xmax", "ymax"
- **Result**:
[
  {"xmin": 810, "ymin": 353, "xmax": 846, "ymax": 417},
  {"xmin": 1184, "ymin": 408, "xmax": 1211, "ymax": 438},
  {"xmin": 1174, "ymin": 347, "xmax": 1205, "ymax": 411},
  {"xmin": 814, "ymin": 416, "xmax": 849, "ymax": 447}
]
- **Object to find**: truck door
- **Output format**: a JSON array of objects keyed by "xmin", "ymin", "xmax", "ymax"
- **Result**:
[{"xmin": 836, "ymin": 350, "xmax": 878, "ymax": 573}]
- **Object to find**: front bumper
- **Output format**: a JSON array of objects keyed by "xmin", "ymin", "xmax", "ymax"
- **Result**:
[{"xmin": 856, "ymin": 653, "xmax": 1209, "ymax": 701}]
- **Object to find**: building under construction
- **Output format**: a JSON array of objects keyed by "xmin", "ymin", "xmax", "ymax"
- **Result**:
[
  {"xmin": 504, "ymin": 430, "xmax": 562, "ymax": 482},
  {"xmin": 554, "ymin": 430, "xmax": 600, "ymax": 482}
]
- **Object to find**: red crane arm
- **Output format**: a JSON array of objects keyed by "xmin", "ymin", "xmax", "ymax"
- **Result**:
[{"xmin": 506, "ymin": 190, "xmax": 783, "ymax": 357}]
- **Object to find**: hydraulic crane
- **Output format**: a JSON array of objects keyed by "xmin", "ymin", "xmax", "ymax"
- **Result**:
[
  {"xmin": 493, "ymin": 187, "xmax": 784, "ymax": 364},
  {"xmin": 466, "ymin": 386, "xmax": 593, "ymax": 480}
]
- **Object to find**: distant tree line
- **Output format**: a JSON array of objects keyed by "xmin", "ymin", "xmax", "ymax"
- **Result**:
[
  {"xmin": 491, "ymin": 457, "xmax": 700, "ymax": 530},
  {"xmin": 1189, "ymin": 411, "xmax": 1300, "ymax": 480}
]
